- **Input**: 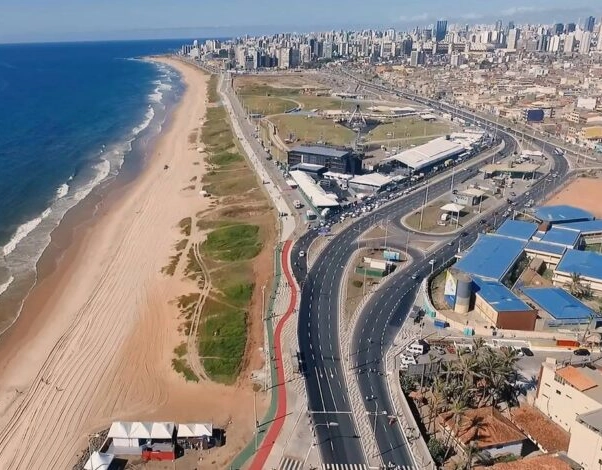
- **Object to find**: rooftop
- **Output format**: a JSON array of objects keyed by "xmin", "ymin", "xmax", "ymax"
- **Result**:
[
  {"xmin": 540, "ymin": 226, "xmax": 581, "ymax": 248},
  {"xmin": 510, "ymin": 405, "xmax": 570, "ymax": 453},
  {"xmin": 556, "ymin": 365, "xmax": 600, "ymax": 392},
  {"xmin": 521, "ymin": 287, "xmax": 596, "ymax": 321},
  {"xmin": 455, "ymin": 234, "xmax": 527, "ymax": 281},
  {"xmin": 289, "ymin": 144, "xmax": 351, "ymax": 158},
  {"xmin": 576, "ymin": 408, "xmax": 602, "ymax": 436},
  {"xmin": 481, "ymin": 162, "xmax": 540, "ymax": 174},
  {"xmin": 525, "ymin": 240, "xmax": 567, "ymax": 256},
  {"xmin": 385, "ymin": 137, "xmax": 465, "ymax": 171},
  {"xmin": 485, "ymin": 454, "xmax": 576, "ymax": 470},
  {"xmin": 289, "ymin": 170, "xmax": 339, "ymax": 208},
  {"xmin": 349, "ymin": 172, "xmax": 392, "ymax": 188},
  {"xmin": 535, "ymin": 205, "xmax": 594, "ymax": 224},
  {"xmin": 438, "ymin": 407, "xmax": 526, "ymax": 450},
  {"xmin": 559, "ymin": 219, "xmax": 602, "ymax": 235},
  {"xmin": 473, "ymin": 279, "xmax": 532, "ymax": 312},
  {"xmin": 440, "ymin": 202, "xmax": 465, "ymax": 213},
  {"xmin": 556, "ymin": 249, "xmax": 602, "ymax": 280},
  {"xmin": 496, "ymin": 220, "xmax": 538, "ymax": 241}
]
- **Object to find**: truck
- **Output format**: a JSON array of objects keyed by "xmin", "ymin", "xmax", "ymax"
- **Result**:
[
  {"xmin": 293, "ymin": 200, "xmax": 303, "ymax": 209},
  {"xmin": 306, "ymin": 210, "xmax": 317, "ymax": 221},
  {"xmin": 383, "ymin": 250, "xmax": 401, "ymax": 262}
]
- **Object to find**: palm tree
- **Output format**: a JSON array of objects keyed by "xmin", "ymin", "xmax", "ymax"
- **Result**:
[
  {"xmin": 569, "ymin": 272, "xmax": 589, "ymax": 299},
  {"xmin": 443, "ymin": 398, "xmax": 467, "ymax": 461}
]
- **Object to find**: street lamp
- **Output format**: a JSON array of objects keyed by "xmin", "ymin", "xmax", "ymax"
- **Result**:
[
  {"xmin": 429, "ymin": 258, "xmax": 436, "ymax": 275},
  {"xmin": 314, "ymin": 421, "xmax": 339, "ymax": 430}
]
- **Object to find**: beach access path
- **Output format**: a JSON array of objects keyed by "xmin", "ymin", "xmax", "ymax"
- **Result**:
[{"xmin": 0, "ymin": 58, "xmax": 258, "ymax": 469}]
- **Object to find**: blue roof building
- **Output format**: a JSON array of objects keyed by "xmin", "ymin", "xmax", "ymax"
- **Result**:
[
  {"xmin": 558, "ymin": 220, "xmax": 602, "ymax": 236},
  {"xmin": 495, "ymin": 220, "xmax": 538, "ymax": 241},
  {"xmin": 525, "ymin": 240, "xmax": 567, "ymax": 257},
  {"xmin": 555, "ymin": 249, "xmax": 602, "ymax": 280},
  {"xmin": 455, "ymin": 234, "xmax": 527, "ymax": 282},
  {"xmin": 540, "ymin": 226, "xmax": 581, "ymax": 248},
  {"xmin": 521, "ymin": 287, "xmax": 597, "ymax": 325},
  {"xmin": 534, "ymin": 205, "xmax": 594, "ymax": 225},
  {"xmin": 473, "ymin": 279, "xmax": 532, "ymax": 312}
]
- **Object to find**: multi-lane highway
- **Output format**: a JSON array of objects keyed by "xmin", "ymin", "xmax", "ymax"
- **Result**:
[
  {"xmin": 293, "ymin": 73, "xmax": 573, "ymax": 466},
  {"xmin": 293, "ymin": 131, "xmax": 521, "ymax": 466}
]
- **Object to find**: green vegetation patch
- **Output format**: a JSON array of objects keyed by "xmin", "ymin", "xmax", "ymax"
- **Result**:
[
  {"xmin": 367, "ymin": 118, "xmax": 451, "ymax": 142},
  {"xmin": 174, "ymin": 342, "xmax": 188, "ymax": 358},
  {"xmin": 161, "ymin": 252, "xmax": 182, "ymax": 276},
  {"xmin": 208, "ymin": 151, "xmax": 243, "ymax": 167},
  {"xmin": 178, "ymin": 217, "xmax": 192, "ymax": 237},
  {"xmin": 221, "ymin": 282, "xmax": 254, "ymax": 308},
  {"xmin": 207, "ymin": 75, "xmax": 219, "ymax": 103},
  {"xmin": 171, "ymin": 358, "xmax": 199, "ymax": 382},
  {"xmin": 175, "ymin": 239, "xmax": 188, "ymax": 251},
  {"xmin": 238, "ymin": 84, "xmax": 300, "ymax": 97},
  {"xmin": 202, "ymin": 224, "xmax": 262, "ymax": 262},
  {"xmin": 198, "ymin": 298, "xmax": 247, "ymax": 384},
  {"xmin": 202, "ymin": 170, "xmax": 258, "ymax": 197},
  {"xmin": 240, "ymin": 95, "xmax": 298, "ymax": 115},
  {"xmin": 270, "ymin": 114, "xmax": 356, "ymax": 147}
]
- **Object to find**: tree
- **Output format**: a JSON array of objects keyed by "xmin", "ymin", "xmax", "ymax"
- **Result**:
[
  {"xmin": 443, "ymin": 398, "xmax": 468, "ymax": 461},
  {"xmin": 427, "ymin": 437, "xmax": 447, "ymax": 466},
  {"xmin": 569, "ymin": 272, "xmax": 590, "ymax": 299}
]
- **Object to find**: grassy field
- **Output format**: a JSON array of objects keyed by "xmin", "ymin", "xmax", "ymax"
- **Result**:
[
  {"xmin": 202, "ymin": 224, "xmax": 262, "ymax": 262},
  {"xmin": 198, "ymin": 298, "xmax": 247, "ymax": 384},
  {"xmin": 294, "ymin": 96, "xmax": 358, "ymax": 111},
  {"xmin": 366, "ymin": 118, "xmax": 451, "ymax": 142},
  {"xmin": 240, "ymin": 95, "xmax": 299, "ymax": 115},
  {"xmin": 270, "ymin": 114, "xmax": 356, "ymax": 147},
  {"xmin": 192, "ymin": 77, "xmax": 274, "ymax": 384},
  {"xmin": 405, "ymin": 203, "xmax": 477, "ymax": 233}
]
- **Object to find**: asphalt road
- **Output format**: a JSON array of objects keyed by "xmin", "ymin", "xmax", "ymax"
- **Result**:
[{"xmin": 293, "ymin": 132, "xmax": 520, "ymax": 466}]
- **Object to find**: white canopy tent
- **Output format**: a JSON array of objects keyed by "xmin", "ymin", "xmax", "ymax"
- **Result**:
[
  {"xmin": 108, "ymin": 421, "xmax": 134, "ymax": 448},
  {"xmin": 129, "ymin": 422, "xmax": 152, "ymax": 439},
  {"xmin": 177, "ymin": 423, "xmax": 213, "ymax": 438},
  {"xmin": 84, "ymin": 451, "xmax": 114, "ymax": 470},
  {"xmin": 151, "ymin": 422, "xmax": 175, "ymax": 439}
]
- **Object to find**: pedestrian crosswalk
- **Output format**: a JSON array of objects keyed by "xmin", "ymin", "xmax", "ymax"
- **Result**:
[
  {"xmin": 322, "ymin": 465, "xmax": 414, "ymax": 470},
  {"xmin": 279, "ymin": 457, "xmax": 303, "ymax": 470}
]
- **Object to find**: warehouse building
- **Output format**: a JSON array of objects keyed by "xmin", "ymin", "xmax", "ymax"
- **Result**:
[
  {"xmin": 287, "ymin": 144, "xmax": 361, "ymax": 175},
  {"xmin": 383, "ymin": 136, "xmax": 466, "ymax": 172},
  {"xmin": 554, "ymin": 249, "xmax": 602, "ymax": 295},
  {"xmin": 534, "ymin": 205, "xmax": 594, "ymax": 225},
  {"xmin": 472, "ymin": 278, "xmax": 537, "ymax": 331},
  {"xmin": 522, "ymin": 287, "xmax": 598, "ymax": 327},
  {"xmin": 289, "ymin": 170, "xmax": 339, "ymax": 208},
  {"xmin": 348, "ymin": 173, "xmax": 393, "ymax": 193}
]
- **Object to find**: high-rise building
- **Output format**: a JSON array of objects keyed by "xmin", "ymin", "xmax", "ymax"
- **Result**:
[
  {"xmin": 495, "ymin": 20, "xmax": 503, "ymax": 32},
  {"xmin": 435, "ymin": 20, "xmax": 448, "ymax": 42},
  {"xmin": 564, "ymin": 33, "xmax": 575, "ymax": 54},
  {"xmin": 579, "ymin": 32, "xmax": 592, "ymax": 54},
  {"xmin": 548, "ymin": 35, "xmax": 561, "ymax": 53},
  {"xmin": 584, "ymin": 16, "xmax": 596, "ymax": 33},
  {"xmin": 565, "ymin": 23, "xmax": 576, "ymax": 33},
  {"xmin": 410, "ymin": 50, "xmax": 425, "ymax": 66},
  {"xmin": 507, "ymin": 28, "xmax": 520, "ymax": 50},
  {"xmin": 553, "ymin": 23, "xmax": 564, "ymax": 35}
]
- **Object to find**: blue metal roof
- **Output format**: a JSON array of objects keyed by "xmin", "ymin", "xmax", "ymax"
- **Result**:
[
  {"xmin": 525, "ymin": 240, "xmax": 567, "ymax": 256},
  {"xmin": 495, "ymin": 220, "xmax": 538, "ymax": 241},
  {"xmin": 521, "ymin": 287, "xmax": 596, "ymax": 320},
  {"xmin": 473, "ymin": 278, "xmax": 532, "ymax": 312},
  {"xmin": 540, "ymin": 226, "xmax": 581, "ymax": 248},
  {"xmin": 455, "ymin": 234, "xmax": 527, "ymax": 281},
  {"xmin": 534, "ymin": 205, "xmax": 594, "ymax": 224},
  {"xmin": 290, "ymin": 145, "xmax": 350, "ymax": 158},
  {"xmin": 556, "ymin": 249, "xmax": 602, "ymax": 280},
  {"xmin": 559, "ymin": 220, "xmax": 602, "ymax": 235}
]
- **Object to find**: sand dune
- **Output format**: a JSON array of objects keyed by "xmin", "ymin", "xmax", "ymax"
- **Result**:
[{"xmin": 0, "ymin": 59, "xmax": 260, "ymax": 469}]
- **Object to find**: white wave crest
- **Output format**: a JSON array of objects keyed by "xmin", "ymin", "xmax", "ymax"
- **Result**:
[
  {"xmin": 56, "ymin": 183, "xmax": 69, "ymax": 199},
  {"xmin": 132, "ymin": 106, "xmax": 155, "ymax": 136},
  {"xmin": 0, "ymin": 276, "xmax": 14, "ymax": 297},
  {"xmin": 149, "ymin": 90, "xmax": 163, "ymax": 103},
  {"xmin": 72, "ymin": 159, "xmax": 111, "ymax": 202},
  {"xmin": 2, "ymin": 208, "xmax": 52, "ymax": 257}
]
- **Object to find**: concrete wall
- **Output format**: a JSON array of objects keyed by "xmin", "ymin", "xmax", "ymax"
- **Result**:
[
  {"xmin": 524, "ymin": 250, "xmax": 563, "ymax": 268},
  {"xmin": 568, "ymin": 418, "xmax": 602, "ymax": 469},
  {"xmin": 485, "ymin": 441, "xmax": 524, "ymax": 458},
  {"xmin": 534, "ymin": 365, "xmax": 602, "ymax": 432}
]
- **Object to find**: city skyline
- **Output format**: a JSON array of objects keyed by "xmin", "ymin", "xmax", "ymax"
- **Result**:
[{"xmin": 0, "ymin": 0, "xmax": 599, "ymax": 43}]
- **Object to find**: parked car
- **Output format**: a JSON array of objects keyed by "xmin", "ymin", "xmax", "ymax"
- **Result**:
[
  {"xmin": 574, "ymin": 348, "xmax": 591, "ymax": 356},
  {"xmin": 298, "ymin": 250, "xmax": 305, "ymax": 257},
  {"xmin": 432, "ymin": 345, "xmax": 446, "ymax": 355},
  {"xmin": 521, "ymin": 347, "xmax": 534, "ymax": 357}
]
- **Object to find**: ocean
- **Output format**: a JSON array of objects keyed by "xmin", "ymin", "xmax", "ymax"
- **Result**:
[{"xmin": 0, "ymin": 39, "xmax": 192, "ymax": 332}]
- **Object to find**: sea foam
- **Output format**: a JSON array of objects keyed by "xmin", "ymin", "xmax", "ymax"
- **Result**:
[
  {"xmin": 56, "ymin": 183, "xmax": 69, "ymax": 199},
  {"xmin": 0, "ymin": 276, "xmax": 14, "ymax": 297},
  {"xmin": 2, "ymin": 208, "xmax": 52, "ymax": 257}
]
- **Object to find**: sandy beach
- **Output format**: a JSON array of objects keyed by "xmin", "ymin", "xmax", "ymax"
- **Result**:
[{"xmin": 0, "ymin": 58, "xmax": 262, "ymax": 469}]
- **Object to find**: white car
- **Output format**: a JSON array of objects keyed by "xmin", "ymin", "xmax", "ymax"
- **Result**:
[
  {"xmin": 299, "ymin": 250, "xmax": 305, "ymax": 257},
  {"xmin": 401, "ymin": 354, "xmax": 417, "ymax": 366}
]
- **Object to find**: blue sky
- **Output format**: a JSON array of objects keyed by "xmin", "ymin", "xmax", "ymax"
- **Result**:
[{"xmin": 0, "ymin": 0, "xmax": 598, "ymax": 43}]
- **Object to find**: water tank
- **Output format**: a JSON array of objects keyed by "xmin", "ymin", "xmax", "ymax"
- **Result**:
[{"xmin": 454, "ymin": 273, "xmax": 472, "ymax": 314}]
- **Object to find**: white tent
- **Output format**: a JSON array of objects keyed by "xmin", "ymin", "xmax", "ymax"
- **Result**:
[
  {"xmin": 108, "ymin": 421, "xmax": 133, "ymax": 447},
  {"xmin": 84, "ymin": 451, "xmax": 114, "ymax": 470},
  {"xmin": 129, "ymin": 422, "xmax": 152, "ymax": 439},
  {"xmin": 177, "ymin": 423, "xmax": 213, "ymax": 438},
  {"xmin": 151, "ymin": 422, "xmax": 175, "ymax": 439}
]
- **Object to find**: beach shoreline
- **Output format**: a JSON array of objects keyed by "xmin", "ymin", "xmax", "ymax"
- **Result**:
[{"xmin": 0, "ymin": 57, "xmax": 262, "ymax": 469}]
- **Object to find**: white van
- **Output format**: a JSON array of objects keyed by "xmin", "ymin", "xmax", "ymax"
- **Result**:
[
  {"xmin": 406, "ymin": 342, "xmax": 427, "ymax": 356},
  {"xmin": 401, "ymin": 354, "xmax": 417, "ymax": 366}
]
